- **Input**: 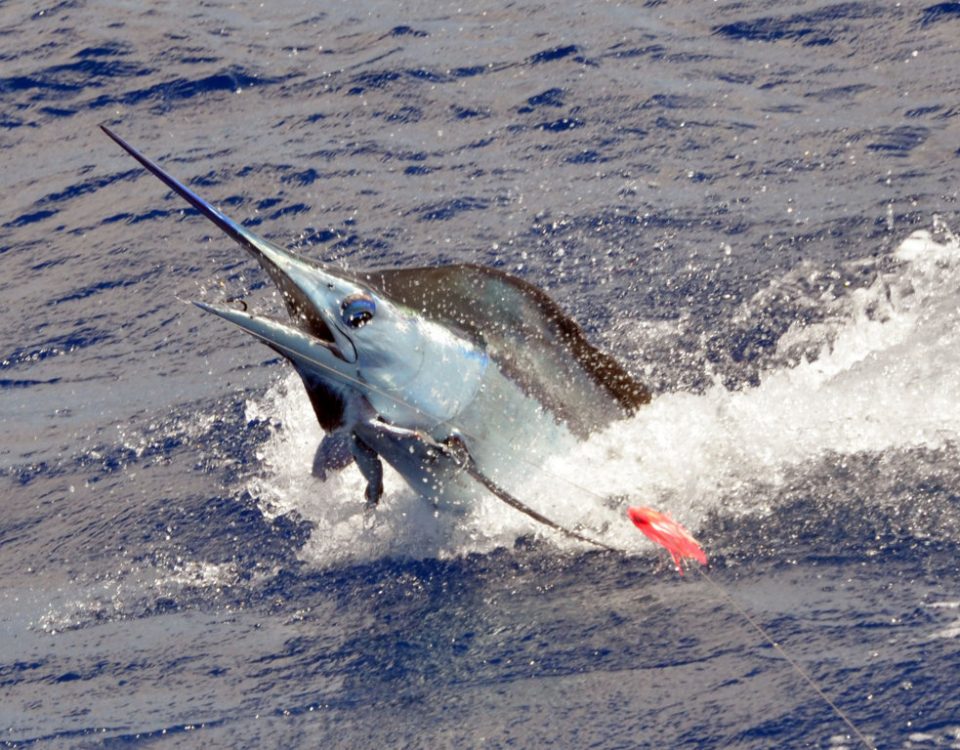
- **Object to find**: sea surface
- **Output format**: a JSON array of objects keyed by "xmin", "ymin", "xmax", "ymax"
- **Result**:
[{"xmin": 2, "ymin": 0, "xmax": 960, "ymax": 747}]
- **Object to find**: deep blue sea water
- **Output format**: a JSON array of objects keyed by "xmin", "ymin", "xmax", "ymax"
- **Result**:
[{"xmin": 3, "ymin": 1, "xmax": 960, "ymax": 747}]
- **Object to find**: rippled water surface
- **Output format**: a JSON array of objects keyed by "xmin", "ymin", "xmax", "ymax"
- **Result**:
[{"xmin": 3, "ymin": 1, "xmax": 960, "ymax": 747}]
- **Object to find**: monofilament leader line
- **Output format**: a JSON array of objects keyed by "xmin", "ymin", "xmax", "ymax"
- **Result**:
[
  {"xmin": 696, "ymin": 568, "xmax": 877, "ymax": 750},
  {"xmin": 207, "ymin": 298, "xmax": 877, "ymax": 749}
]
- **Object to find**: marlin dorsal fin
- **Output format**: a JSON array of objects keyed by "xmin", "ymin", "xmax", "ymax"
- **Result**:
[{"xmin": 360, "ymin": 264, "xmax": 649, "ymax": 435}]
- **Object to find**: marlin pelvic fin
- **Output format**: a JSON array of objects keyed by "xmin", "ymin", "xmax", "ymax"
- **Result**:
[
  {"xmin": 312, "ymin": 433, "xmax": 355, "ymax": 479},
  {"xmin": 350, "ymin": 435, "xmax": 383, "ymax": 508}
]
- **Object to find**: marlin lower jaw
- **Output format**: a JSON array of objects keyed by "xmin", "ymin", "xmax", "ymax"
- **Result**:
[{"xmin": 192, "ymin": 301, "xmax": 357, "ymax": 383}]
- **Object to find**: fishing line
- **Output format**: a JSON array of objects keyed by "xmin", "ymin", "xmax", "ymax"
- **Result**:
[
  {"xmin": 695, "ymin": 567, "xmax": 877, "ymax": 750},
  {"xmin": 216, "ymin": 301, "xmax": 878, "ymax": 747}
]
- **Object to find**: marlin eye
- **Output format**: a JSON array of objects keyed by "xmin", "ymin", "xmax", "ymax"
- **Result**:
[{"xmin": 341, "ymin": 293, "xmax": 376, "ymax": 328}]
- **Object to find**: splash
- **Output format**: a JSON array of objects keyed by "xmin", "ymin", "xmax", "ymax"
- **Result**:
[
  {"xmin": 928, "ymin": 601, "xmax": 960, "ymax": 640},
  {"xmin": 245, "ymin": 228, "xmax": 960, "ymax": 566},
  {"xmin": 29, "ymin": 561, "xmax": 245, "ymax": 634},
  {"xmin": 245, "ymin": 375, "xmax": 498, "ymax": 564}
]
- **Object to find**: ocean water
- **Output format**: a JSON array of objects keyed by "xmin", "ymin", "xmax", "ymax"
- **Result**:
[{"xmin": 2, "ymin": 0, "xmax": 960, "ymax": 747}]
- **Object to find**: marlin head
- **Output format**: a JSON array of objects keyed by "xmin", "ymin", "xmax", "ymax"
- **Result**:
[
  {"xmin": 102, "ymin": 126, "xmax": 488, "ymax": 432},
  {"xmin": 192, "ymin": 268, "xmax": 487, "ymax": 432}
]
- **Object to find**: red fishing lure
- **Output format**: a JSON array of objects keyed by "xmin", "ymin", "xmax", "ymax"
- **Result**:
[{"xmin": 627, "ymin": 506, "xmax": 707, "ymax": 576}]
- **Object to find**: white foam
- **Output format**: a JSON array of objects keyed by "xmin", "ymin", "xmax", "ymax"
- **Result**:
[
  {"xmin": 927, "ymin": 601, "xmax": 960, "ymax": 640},
  {"xmin": 245, "ymin": 228, "xmax": 960, "ymax": 566}
]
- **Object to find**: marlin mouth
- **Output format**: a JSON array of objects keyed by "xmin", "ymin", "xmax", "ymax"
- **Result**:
[
  {"xmin": 303, "ymin": 316, "xmax": 342, "ymax": 359},
  {"xmin": 254, "ymin": 262, "xmax": 349, "ymax": 362},
  {"xmin": 271, "ymin": 302, "xmax": 347, "ymax": 362}
]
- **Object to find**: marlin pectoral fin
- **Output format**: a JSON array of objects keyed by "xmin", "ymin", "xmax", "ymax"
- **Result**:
[
  {"xmin": 350, "ymin": 434, "xmax": 383, "ymax": 508},
  {"xmin": 363, "ymin": 420, "xmax": 445, "ymax": 454},
  {"xmin": 352, "ymin": 420, "xmax": 457, "ymax": 507},
  {"xmin": 355, "ymin": 421, "xmax": 615, "ymax": 549},
  {"xmin": 312, "ymin": 432, "xmax": 355, "ymax": 479}
]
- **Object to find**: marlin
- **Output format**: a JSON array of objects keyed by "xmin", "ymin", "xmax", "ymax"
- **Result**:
[{"xmin": 101, "ymin": 126, "xmax": 650, "ymax": 537}]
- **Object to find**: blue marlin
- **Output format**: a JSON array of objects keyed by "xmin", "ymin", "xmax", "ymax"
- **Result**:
[{"xmin": 101, "ymin": 126, "xmax": 649, "ymax": 537}]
